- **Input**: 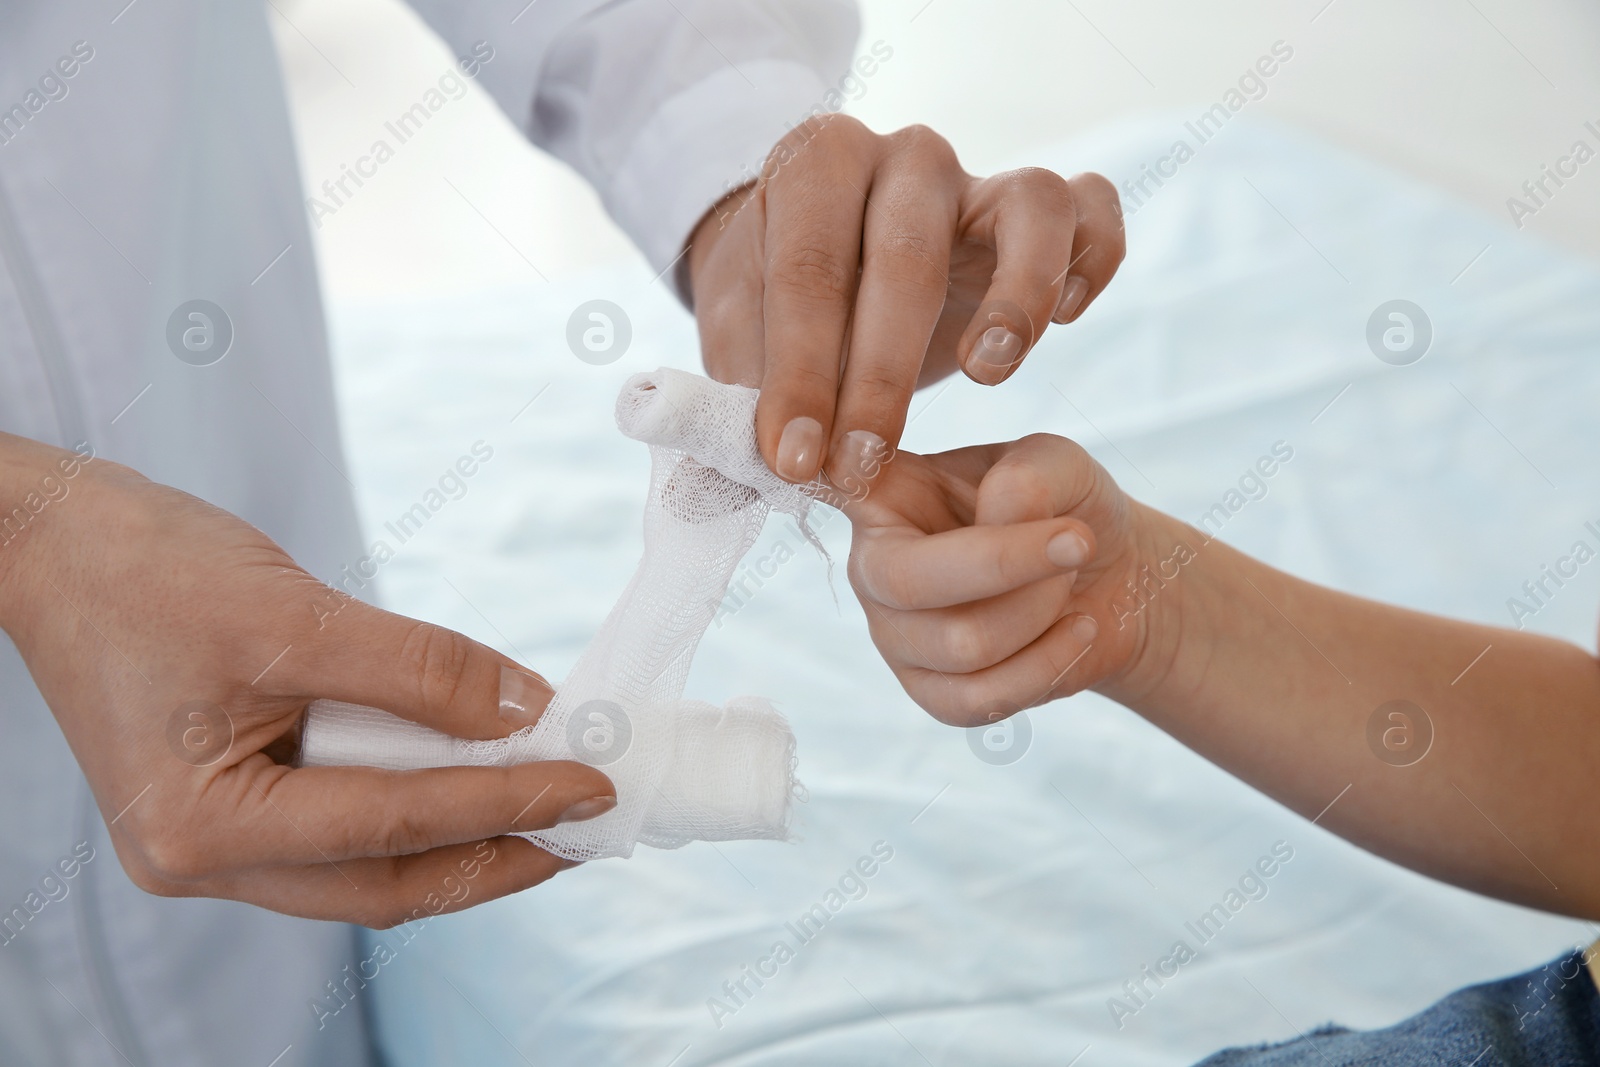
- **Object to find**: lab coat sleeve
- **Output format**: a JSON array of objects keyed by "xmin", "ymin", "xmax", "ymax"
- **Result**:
[{"xmin": 402, "ymin": 0, "xmax": 861, "ymax": 294}]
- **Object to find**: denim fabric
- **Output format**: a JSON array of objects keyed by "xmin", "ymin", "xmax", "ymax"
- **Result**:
[{"xmin": 1197, "ymin": 951, "xmax": 1600, "ymax": 1066}]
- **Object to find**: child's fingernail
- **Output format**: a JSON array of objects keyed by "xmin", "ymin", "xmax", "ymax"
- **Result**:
[
  {"xmin": 1070, "ymin": 614, "xmax": 1098, "ymax": 642},
  {"xmin": 829, "ymin": 429, "xmax": 888, "ymax": 489},
  {"xmin": 1046, "ymin": 530, "xmax": 1089, "ymax": 568},
  {"xmin": 556, "ymin": 795, "xmax": 617, "ymax": 824},
  {"xmin": 499, "ymin": 666, "xmax": 554, "ymax": 729},
  {"xmin": 1054, "ymin": 276, "xmax": 1090, "ymax": 323},
  {"xmin": 776, "ymin": 416, "xmax": 823, "ymax": 482},
  {"xmin": 971, "ymin": 326, "xmax": 1024, "ymax": 382}
]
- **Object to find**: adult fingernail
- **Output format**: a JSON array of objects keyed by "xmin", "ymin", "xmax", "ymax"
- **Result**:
[
  {"xmin": 1070, "ymin": 614, "xmax": 1098, "ymax": 642},
  {"xmin": 1054, "ymin": 276, "xmax": 1090, "ymax": 323},
  {"xmin": 972, "ymin": 326, "xmax": 1024, "ymax": 382},
  {"xmin": 499, "ymin": 666, "xmax": 554, "ymax": 729},
  {"xmin": 776, "ymin": 416, "xmax": 823, "ymax": 482},
  {"xmin": 829, "ymin": 429, "xmax": 888, "ymax": 492},
  {"xmin": 1046, "ymin": 530, "xmax": 1089, "ymax": 568},
  {"xmin": 556, "ymin": 795, "xmax": 617, "ymax": 824}
]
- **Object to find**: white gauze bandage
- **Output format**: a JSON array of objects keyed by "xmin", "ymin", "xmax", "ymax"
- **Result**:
[{"xmin": 299, "ymin": 368, "xmax": 819, "ymax": 861}]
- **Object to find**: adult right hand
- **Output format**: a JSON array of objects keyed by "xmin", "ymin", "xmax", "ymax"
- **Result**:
[{"xmin": 0, "ymin": 432, "xmax": 614, "ymax": 928}]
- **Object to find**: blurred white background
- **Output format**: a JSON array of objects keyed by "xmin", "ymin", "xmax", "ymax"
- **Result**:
[{"xmin": 274, "ymin": 0, "xmax": 1600, "ymax": 304}]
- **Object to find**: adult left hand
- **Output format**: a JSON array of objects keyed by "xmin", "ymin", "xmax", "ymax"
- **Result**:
[{"xmin": 686, "ymin": 114, "xmax": 1124, "ymax": 486}]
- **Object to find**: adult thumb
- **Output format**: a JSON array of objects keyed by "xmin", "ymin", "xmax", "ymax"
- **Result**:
[{"xmin": 284, "ymin": 598, "xmax": 553, "ymax": 741}]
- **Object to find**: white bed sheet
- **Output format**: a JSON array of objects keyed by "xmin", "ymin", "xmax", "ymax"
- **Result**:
[{"xmin": 326, "ymin": 113, "xmax": 1600, "ymax": 1066}]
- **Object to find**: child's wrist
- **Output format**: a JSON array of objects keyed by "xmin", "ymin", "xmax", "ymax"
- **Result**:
[{"xmin": 1095, "ymin": 504, "xmax": 1219, "ymax": 711}]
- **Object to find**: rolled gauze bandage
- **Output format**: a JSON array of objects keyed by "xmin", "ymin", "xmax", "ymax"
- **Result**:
[{"xmin": 299, "ymin": 369, "xmax": 817, "ymax": 861}]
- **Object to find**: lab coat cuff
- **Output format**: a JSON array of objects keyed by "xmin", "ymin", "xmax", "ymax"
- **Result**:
[{"xmin": 603, "ymin": 60, "xmax": 834, "ymax": 305}]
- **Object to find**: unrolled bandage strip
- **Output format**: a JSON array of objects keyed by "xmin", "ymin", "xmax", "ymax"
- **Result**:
[{"xmin": 299, "ymin": 368, "xmax": 817, "ymax": 861}]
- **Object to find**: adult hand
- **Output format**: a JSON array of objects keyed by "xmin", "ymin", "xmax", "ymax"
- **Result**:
[
  {"xmin": 0, "ymin": 433, "xmax": 614, "ymax": 928},
  {"xmin": 835, "ymin": 432, "xmax": 1178, "ymax": 726},
  {"xmin": 687, "ymin": 114, "xmax": 1124, "ymax": 485}
]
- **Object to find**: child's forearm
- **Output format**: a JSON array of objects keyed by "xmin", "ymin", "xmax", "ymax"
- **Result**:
[{"xmin": 1102, "ymin": 505, "xmax": 1600, "ymax": 919}]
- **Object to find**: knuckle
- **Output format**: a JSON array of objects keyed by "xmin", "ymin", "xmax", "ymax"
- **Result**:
[
  {"xmin": 934, "ymin": 616, "xmax": 994, "ymax": 674},
  {"xmin": 400, "ymin": 622, "xmax": 476, "ymax": 715},
  {"xmin": 849, "ymin": 366, "xmax": 918, "ymax": 406},
  {"xmin": 769, "ymin": 244, "xmax": 855, "ymax": 302},
  {"xmin": 769, "ymin": 119, "xmax": 817, "ymax": 162},
  {"xmin": 805, "ymin": 112, "xmax": 866, "ymax": 151},
  {"xmin": 118, "ymin": 847, "xmax": 184, "ymax": 896},
  {"xmin": 1072, "ymin": 170, "xmax": 1118, "ymax": 201},
  {"xmin": 1009, "ymin": 166, "xmax": 1074, "ymax": 206},
  {"xmin": 898, "ymin": 127, "xmax": 960, "ymax": 175},
  {"xmin": 988, "ymin": 457, "xmax": 1056, "ymax": 514},
  {"xmin": 137, "ymin": 832, "xmax": 209, "ymax": 884},
  {"xmin": 890, "ymin": 123, "xmax": 952, "ymax": 159},
  {"xmin": 859, "ymin": 554, "xmax": 913, "ymax": 611},
  {"xmin": 365, "ymin": 805, "xmax": 433, "ymax": 859},
  {"xmin": 874, "ymin": 228, "xmax": 939, "ymax": 272},
  {"xmin": 119, "ymin": 795, "xmax": 217, "ymax": 884},
  {"xmin": 769, "ymin": 113, "xmax": 863, "ymax": 172}
]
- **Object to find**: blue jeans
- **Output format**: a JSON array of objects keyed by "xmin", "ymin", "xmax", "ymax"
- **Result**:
[{"xmin": 1196, "ymin": 951, "xmax": 1600, "ymax": 1066}]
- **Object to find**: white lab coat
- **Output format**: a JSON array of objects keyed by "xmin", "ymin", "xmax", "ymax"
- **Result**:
[{"xmin": 0, "ymin": 2, "xmax": 855, "ymax": 1063}]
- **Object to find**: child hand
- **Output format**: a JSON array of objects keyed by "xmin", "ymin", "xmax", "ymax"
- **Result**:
[
  {"xmin": 836, "ymin": 433, "xmax": 1182, "ymax": 726},
  {"xmin": 836, "ymin": 434, "xmax": 1600, "ymax": 921}
]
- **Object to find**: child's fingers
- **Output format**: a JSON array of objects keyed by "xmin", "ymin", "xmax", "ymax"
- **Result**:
[
  {"xmin": 849, "ymin": 514, "xmax": 1095, "ymax": 611},
  {"xmin": 892, "ymin": 611, "xmax": 1102, "ymax": 728},
  {"xmin": 974, "ymin": 433, "xmax": 1107, "ymax": 526},
  {"xmin": 860, "ymin": 572, "xmax": 1076, "ymax": 675}
]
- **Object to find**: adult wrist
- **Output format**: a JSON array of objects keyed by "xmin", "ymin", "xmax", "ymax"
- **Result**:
[{"xmin": 0, "ymin": 433, "xmax": 96, "ymax": 632}]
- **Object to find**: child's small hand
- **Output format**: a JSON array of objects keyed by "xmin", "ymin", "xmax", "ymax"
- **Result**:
[
  {"xmin": 834, "ymin": 433, "xmax": 1600, "ymax": 922},
  {"xmin": 835, "ymin": 433, "xmax": 1175, "ymax": 726}
]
